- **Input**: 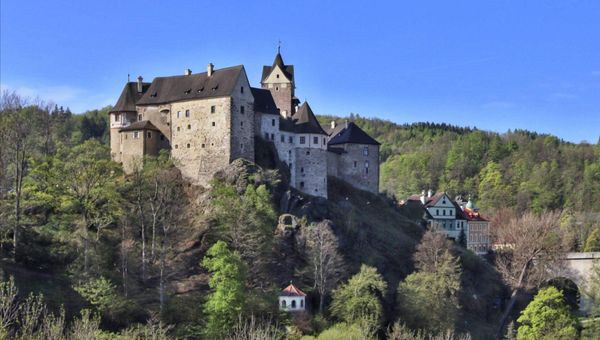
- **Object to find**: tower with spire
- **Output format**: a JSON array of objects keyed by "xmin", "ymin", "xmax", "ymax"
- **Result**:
[{"xmin": 260, "ymin": 47, "xmax": 298, "ymax": 118}]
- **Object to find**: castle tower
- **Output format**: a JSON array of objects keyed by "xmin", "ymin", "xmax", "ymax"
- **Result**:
[{"xmin": 261, "ymin": 47, "xmax": 297, "ymax": 118}]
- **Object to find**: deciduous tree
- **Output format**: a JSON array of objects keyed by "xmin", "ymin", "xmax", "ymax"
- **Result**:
[{"xmin": 516, "ymin": 286, "xmax": 578, "ymax": 340}]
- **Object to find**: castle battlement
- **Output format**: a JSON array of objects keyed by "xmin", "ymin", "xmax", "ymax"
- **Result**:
[{"xmin": 109, "ymin": 51, "xmax": 380, "ymax": 198}]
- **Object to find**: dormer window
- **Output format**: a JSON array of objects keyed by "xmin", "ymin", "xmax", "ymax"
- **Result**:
[
  {"xmin": 147, "ymin": 132, "xmax": 152, "ymax": 138},
  {"xmin": 133, "ymin": 131, "xmax": 140, "ymax": 139}
]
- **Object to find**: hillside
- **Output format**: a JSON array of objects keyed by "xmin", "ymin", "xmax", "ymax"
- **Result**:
[{"xmin": 0, "ymin": 100, "xmax": 596, "ymax": 338}]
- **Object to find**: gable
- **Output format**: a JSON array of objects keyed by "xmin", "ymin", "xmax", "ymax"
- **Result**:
[{"xmin": 263, "ymin": 64, "xmax": 293, "ymax": 84}]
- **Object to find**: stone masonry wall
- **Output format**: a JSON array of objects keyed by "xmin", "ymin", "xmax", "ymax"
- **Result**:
[
  {"xmin": 336, "ymin": 144, "xmax": 379, "ymax": 193},
  {"xmin": 170, "ymin": 97, "xmax": 232, "ymax": 187},
  {"xmin": 229, "ymin": 73, "xmax": 255, "ymax": 162},
  {"xmin": 294, "ymin": 147, "xmax": 328, "ymax": 198},
  {"xmin": 120, "ymin": 130, "xmax": 145, "ymax": 173}
]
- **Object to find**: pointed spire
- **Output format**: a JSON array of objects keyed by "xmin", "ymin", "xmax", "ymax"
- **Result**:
[{"xmin": 273, "ymin": 42, "xmax": 285, "ymax": 68}]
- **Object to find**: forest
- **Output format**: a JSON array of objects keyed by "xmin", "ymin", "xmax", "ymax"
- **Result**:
[{"xmin": 1, "ymin": 92, "xmax": 599, "ymax": 339}]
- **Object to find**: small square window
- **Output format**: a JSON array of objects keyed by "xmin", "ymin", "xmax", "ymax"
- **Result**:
[
  {"xmin": 187, "ymin": 143, "xmax": 190, "ymax": 148},
  {"xmin": 114, "ymin": 114, "xmax": 120, "ymax": 122},
  {"xmin": 271, "ymin": 133, "xmax": 274, "ymax": 141},
  {"xmin": 133, "ymin": 131, "xmax": 140, "ymax": 139},
  {"xmin": 175, "ymin": 144, "xmax": 178, "ymax": 149},
  {"xmin": 306, "ymin": 151, "xmax": 310, "ymax": 155},
  {"xmin": 323, "ymin": 138, "xmax": 326, "ymax": 145},
  {"xmin": 275, "ymin": 87, "xmax": 279, "ymax": 91},
  {"xmin": 288, "ymin": 136, "xmax": 293, "ymax": 143},
  {"xmin": 354, "ymin": 161, "xmax": 357, "ymax": 168},
  {"xmin": 281, "ymin": 135, "xmax": 285, "ymax": 143},
  {"xmin": 241, "ymin": 122, "xmax": 244, "ymax": 127},
  {"xmin": 276, "ymin": 74, "xmax": 280, "ymax": 79},
  {"xmin": 300, "ymin": 136, "xmax": 305, "ymax": 144},
  {"xmin": 300, "ymin": 181, "xmax": 304, "ymax": 188},
  {"xmin": 177, "ymin": 127, "xmax": 181, "ymax": 131},
  {"xmin": 272, "ymin": 119, "xmax": 275, "ymax": 126},
  {"xmin": 138, "ymin": 114, "xmax": 142, "ymax": 121},
  {"xmin": 265, "ymin": 132, "xmax": 269, "ymax": 139},
  {"xmin": 187, "ymin": 124, "xmax": 191, "ymax": 129},
  {"xmin": 160, "ymin": 135, "xmax": 164, "ymax": 141},
  {"xmin": 147, "ymin": 132, "xmax": 152, "ymax": 138},
  {"xmin": 185, "ymin": 110, "xmax": 190, "ymax": 117},
  {"xmin": 240, "ymin": 106, "xmax": 245, "ymax": 114},
  {"xmin": 241, "ymin": 86, "xmax": 244, "ymax": 93},
  {"xmin": 177, "ymin": 111, "xmax": 181, "ymax": 118},
  {"xmin": 201, "ymin": 144, "xmax": 205, "ymax": 148},
  {"xmin": 211, "ymin": 106, "xmax": 216, "ymax": 113},
  {"xmin": 300, "ymin": 167, "xmax": 304, "ymax": 173},
  {"xmin": 313, "ymin": 136, "xmax": 318, "ymax": 144},
  {"xmin": 212, "ymin": 122, "xmax": 215, "ymax": 127},
  {"xmin": 363, "ymin": 146, "xmax": 369, "ymax": 156}
]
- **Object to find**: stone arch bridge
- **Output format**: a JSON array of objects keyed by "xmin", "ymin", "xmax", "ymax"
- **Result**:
[{"xmin": 555, "ymin": 252, "xmax": 600, "ymax": 313}]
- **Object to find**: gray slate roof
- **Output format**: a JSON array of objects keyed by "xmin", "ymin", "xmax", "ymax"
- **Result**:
[
  {"xmin": 111, "ymin": 82, "xmax": 151, "ymax": 113},
  {"xmin": 288, "ymin": 102, "xmax": 327, "ymax": 135},
  {"xmin": 251, "ymin": 87, "xmax": 279, "ymax": 115},
  {"xmin": 119, "ymin": 120, "xmax": 160, "ymax": 132},
  {"xmin": 136, "ymin": 65, "xmax": 244, "ymax": 105},
  {"xmin": 261, "ymin": 51, "xmax": 294, "ymax": 82},
  {"xmin": 328, "ymin": 122, "xmax": 380, "ymax": 146}
]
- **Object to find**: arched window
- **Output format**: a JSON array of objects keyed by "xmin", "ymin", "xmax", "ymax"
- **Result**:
[
  {"xmin": 291, "ymin": 300, "xmax": 296, "ymax": 308},
  {"xmin": 281, "ymin": 300, "xmax": 287, "ymax": 308}
]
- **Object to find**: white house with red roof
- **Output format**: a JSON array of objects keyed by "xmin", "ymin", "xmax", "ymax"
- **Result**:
[
  {"xmin": 279, "ymin": 283, "xmax": 306, "ymax": 312},
  {"xmin": 405, "ymin": 190, "xmax": 490, "ymax": 255}
]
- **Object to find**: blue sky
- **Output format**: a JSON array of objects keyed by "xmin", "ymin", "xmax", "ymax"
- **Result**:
[{"xmin": 1, "ymin": 1, "xmax": 599, "ymax": 143}]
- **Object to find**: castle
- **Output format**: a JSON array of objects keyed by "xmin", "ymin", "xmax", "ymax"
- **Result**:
[{"xmin": 108, "ymin": 49, "xmax": 380, "ymax": 198}]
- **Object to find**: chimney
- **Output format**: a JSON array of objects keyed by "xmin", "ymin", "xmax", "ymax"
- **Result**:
[
  {"xmin": 331, "ymin": 121, "xmax": 336, "ymax": 129},
  {"xmin": 427, "ymin": 189, "xmax": 433, "ymax": 198},
  {"xmin": 185, "ymin": 69, "xmax": 192, "ymax": 76},
  {"xmin": 137, "ymin": 76, "xmax": 143, "ymax": 93},
  {"xmin": 420, "ymin": 190, "xmax": 426, "ymax": 204},
  {"xmin": 207, "ymin": 63, "xmax": 214, "ymax": 77}
]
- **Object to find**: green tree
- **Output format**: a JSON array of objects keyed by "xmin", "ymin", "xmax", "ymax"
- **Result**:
[
  {"xmin": 330, "ymin": 264, "xmax": 387, "ymax": 332},
  {"xmin": 47, "ymin": 140, "xmax": 122, "ymax": 274},
  {"xmin": 584, "ymin": 228, "xmax": 600, "ymax": 252},
  {"xmin": 583, "ymin": 262, "xmax": 600, "ymax": 317},
  {"xmin": 302, "ymin": 323, "xmax": 365, "ymax": 340},
  {"xmin": 397, "ymin": 249, "xmax": 461, "ymax": 332},
  {"xmin": 202, "ymin": 240, "xmax": 247, "ymax": 339},
  {"xmin": 210, "ymin": 181, "xmax": 276, "ymax": 278},
  {"xmin": 516, "ymin": 286, "xmax": 578, "ymax": 340},
  {"xmin": 74, "ymin": 277, "xmax": 123, "ymax": 315},
  {"xmin": 478, "ymin": 161, "xmax": 512, "ymax": 211}
]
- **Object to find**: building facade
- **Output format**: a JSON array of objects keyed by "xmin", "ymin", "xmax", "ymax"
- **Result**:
[
  {"xmin": 108, "ymin": 50, "xmax": 380, "ymax": 197},
  {"xmin": 405, "ymin": 190, "xmax": 490, "ymax": 255}
]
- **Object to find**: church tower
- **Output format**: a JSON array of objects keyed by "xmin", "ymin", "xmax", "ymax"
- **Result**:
[{"xmin": 261, "ymin": 47, "xmax": 298, "ymax": 118}]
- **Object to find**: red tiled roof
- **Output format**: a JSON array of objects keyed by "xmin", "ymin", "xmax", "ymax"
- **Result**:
[
  {"xmin": 281, "ymin": 283, "xmax": 306, "ymax": 297},
  {"xmin": 463, "ymin": 208, "xmax": 488, "ymax": 221}
]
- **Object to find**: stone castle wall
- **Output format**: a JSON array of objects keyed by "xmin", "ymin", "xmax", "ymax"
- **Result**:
[
  {"xmin": 229, "ymin": 74, "xmax": 255, "ymax": 162},
  {"xmin": 335, "ymin": 144, "xmax": 379, "ymax": 193},
  {"xmin": 120, "ymin": 130, "xmax": 145, "ymax": 173},
  {"xmin": 169, "ymin": 97, "xmax": 233, "ymax": 186},
  {"xmin": 294, "ymin": 146, "xmax": 328, "ymax": 198}
]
